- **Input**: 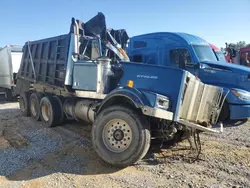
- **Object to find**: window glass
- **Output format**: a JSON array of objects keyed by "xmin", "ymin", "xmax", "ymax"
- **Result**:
[
  {"xmin": 133, "ymin": 55, "xmax": 142, "ymax": 62},
  {"xmin": 133, "ymin": 41, "xmax": 147, "ymax": 48},
  {"xmin": 193, "ymin": 45, "xmax": 217, "ymax": 62},
  {"xmin": 170, "ymin": 49, "xmax": 191, "ymax": 68},
  {"xmin": 215, "ymin": 51, "xmax": 227, "ymax": 62},
  {"xmin": 80, "ymin": 39, "xmax": 99, "ymax": 60}
]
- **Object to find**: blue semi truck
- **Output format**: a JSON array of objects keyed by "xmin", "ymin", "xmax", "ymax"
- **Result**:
[
  {"xmin": 16, "ymin": 13, "xmax": 225, "ymax": 167},
  {"xmin": 128, "ymin": 33, "xmax": 250, "ymax": 121}
]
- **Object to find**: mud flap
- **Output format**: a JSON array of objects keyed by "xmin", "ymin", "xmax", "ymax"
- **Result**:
[{"xmin": 177, "ymin": 119, "xmax": 223, "ymax": 133}]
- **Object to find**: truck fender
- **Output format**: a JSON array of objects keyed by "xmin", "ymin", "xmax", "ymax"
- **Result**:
[{"xmin": 96, "ymin": 87, "xmax": 150, "ymax": 114}]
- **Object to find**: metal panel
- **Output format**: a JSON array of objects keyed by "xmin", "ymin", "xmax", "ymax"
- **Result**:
[
  {"xmin": 142, "ymin": 106, "xmax": 173, "ymax": 120},
  {"xmin": 178, "ymin": 72, "xmax": 224, "ymax": 124},
  {"xmin": 64, "ymin": 34, "xmax": 75, "ymax": 86},
  {"xmin": 11, "ymin": 52, "xmax": 23, "ymax": 73},
  {"xmin": 177, "ymin": 119, "xmax": 222, "ymax": 133},
  {"xmin": 75, "ymin": 91, "xmax": 106, "ymax": 99},
  {"xmin": 0, "ymin": 47, "xmax": 12, "ymax": 89},
  {"xmin": 119, "ymin": 62, "xmax": 185, "ymax": 112},
  {"xmin": 18, "ymin": 34, "xmax": 71, "ymax": 88},
  {"xmin": 72, "ymin": 62, "xmax": 97, "ymax": 91}
]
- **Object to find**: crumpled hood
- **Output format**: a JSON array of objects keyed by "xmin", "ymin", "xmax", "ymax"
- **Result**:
[
  {"xmin": 204, "ymin": 61, "xmax": 250, "ymax": 74},
  {"xmin": 200, "ymin": 61, "xmax": 250, "ymax": 92}
]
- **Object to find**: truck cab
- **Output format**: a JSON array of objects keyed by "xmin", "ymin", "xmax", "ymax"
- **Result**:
[{"xmin": 128, "ymin": 32, "xmax": 250, "ymax": 120}]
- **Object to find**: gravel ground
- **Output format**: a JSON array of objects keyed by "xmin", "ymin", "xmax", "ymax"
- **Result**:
[{"xmin": 0, "ymin": 100, "xmax": 250, "ymax": 188}]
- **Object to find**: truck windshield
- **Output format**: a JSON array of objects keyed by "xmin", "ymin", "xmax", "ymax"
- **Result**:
[
  {"xmin": 215, "ymin": 51, "xmax": 227, "ymax": 62},
  {"xmin": 193, "ymin": 45, "xmax": 218, "ymax": 62}
]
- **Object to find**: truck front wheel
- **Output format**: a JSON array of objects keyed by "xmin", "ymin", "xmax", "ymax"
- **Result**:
[{"xmin": 92, "ymin": 105, "xmax": 151, "ymax": 167}]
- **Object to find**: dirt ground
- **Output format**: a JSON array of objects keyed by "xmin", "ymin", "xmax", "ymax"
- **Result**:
[{"xmin": 0, "ymin": 100, "xmax": 250, "ymax": 188}]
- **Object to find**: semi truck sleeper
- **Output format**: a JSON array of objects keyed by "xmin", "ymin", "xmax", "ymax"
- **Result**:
[{"xmin": 128, "ymin": 32, "xmax": 250, "ymax": 121}]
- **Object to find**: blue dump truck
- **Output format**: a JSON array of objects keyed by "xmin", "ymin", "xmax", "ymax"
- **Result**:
[
  {"xmin": 16, "ymin": 13, "xmax": 225, "ymax": 167},
  {"xmin": 128, "ymin": 33, "xmax": 250, "ymax": 121}
]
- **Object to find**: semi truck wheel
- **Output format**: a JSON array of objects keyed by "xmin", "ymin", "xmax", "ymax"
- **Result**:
[
  {"xmin": 30, "ymin": 92, "xmax": 44, "ymax": 121},
  {"xmin": 92, "ymin": 105, "xmax": 151, "ymax": 167},
  {"xmin": 19, "ymin": 91, "xmax": 31, "ymax": 117},
  {"xmin": 40, "ymin": 95, "xmax": 61, "ymax": 127},
  {"xmin": 5, "ymin": 89, "xmax": 13, "ymax": 101},
  {"xmin": 218, "ymin": 101, "xmax": 230, "ymax": 122},
  {"xmin": 53, "ymin": 95, "xmax": 65, "ymax": 125}
]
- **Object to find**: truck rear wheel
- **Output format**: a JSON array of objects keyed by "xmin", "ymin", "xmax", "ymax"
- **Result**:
[
  {"xmin": 5, "ymin": 89, "xmax": 13, "ymax": 101},
  {"xmin": 30, "ymin": 92, "xmax": 43, "ymax": 121},
  {"xmin": 92, "ymin": 105, "xmax": 151, "ymax": 167},
  {"xmin": 53, "ymin": 95, "xmax": 65, "ymax": 125},
  {"xmin": 19, "ymin": 91, "xmax": 31, "ymax": 117},
  {"xmin": 40, "ymin": 95, "xmax": 61, "ymax": 127}
]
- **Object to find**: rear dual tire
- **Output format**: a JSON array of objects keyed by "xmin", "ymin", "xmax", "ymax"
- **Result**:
[
  {"xmin": 19, "ymin": 91, "xmax": 65, "ymax": 127},
  {"xmin": 30, "ymin": 92, "xmax": 44, "ymax": 121},
  {"xmin": 19, "ymin": 91, "xmax": 31, "ymax": 117},
  {"xmin": 40, "ymin": 95, "xmax": 64, "ymax": 127}
]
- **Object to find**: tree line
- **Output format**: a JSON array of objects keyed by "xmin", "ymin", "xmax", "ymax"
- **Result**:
[{"xmin": 221, "ymin": 41, "xmax": 250, "ymax": 51}]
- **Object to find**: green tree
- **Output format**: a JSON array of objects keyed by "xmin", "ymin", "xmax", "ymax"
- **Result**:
[
  {"xmin": 228, "ymin": 41, "xmax": 246, "ymax": 50},
  {"xmin": 223, "ymin": 41, "xmax": 250, "ymax": 51}
]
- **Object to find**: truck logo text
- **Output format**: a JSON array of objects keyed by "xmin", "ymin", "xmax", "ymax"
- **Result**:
[{"xmin": 137, "ymin": 75, "xmax": 158, "ymax": 79}]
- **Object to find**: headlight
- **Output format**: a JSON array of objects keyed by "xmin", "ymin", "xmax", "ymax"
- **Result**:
[
  {"xmin": 156, "ymin": 94, "xmax": 169, "ymax": 109},
  {"xmin": 232, "ymin": 89, "xmax": 250, "ymax": 101}
]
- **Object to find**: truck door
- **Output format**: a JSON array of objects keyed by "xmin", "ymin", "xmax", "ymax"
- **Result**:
[{"xmin": 169, "ymin": 49, "xmax": 198, "ymax": 75}]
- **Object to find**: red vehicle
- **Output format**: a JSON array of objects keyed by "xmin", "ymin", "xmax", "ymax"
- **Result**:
[
  {"xmin": 239, "ymin": 47, "xmax": 250, "ymax": 66},
  {"xmin": 223, "ymin": 44, "xmax": 250, "ymax": 66},
  {"xmin": 209, "ymin": 43, "xmax": 228, "ymax": 62}
]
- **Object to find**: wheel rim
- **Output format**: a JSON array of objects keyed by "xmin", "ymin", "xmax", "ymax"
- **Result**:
[
  {"xmin": 31, "ymin": 99, "xmax": 37, "ymax": 116},
  {"xmin": 19, "ymin": 97, "xmax": 25, "ymax": 112},
  {"xmin": 41, "ymin": 104, "xmax": 50, "ymax": 122},
  {"xmin": 102, "ymin": 119, "xmax": 132, "ymax": 153}
]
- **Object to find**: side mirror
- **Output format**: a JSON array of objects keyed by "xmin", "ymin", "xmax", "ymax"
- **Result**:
[
  {"xmin": 199, "ymin": 63, "xmax": 211, "ymax": 69},
  {"xmin": 185, "ymin": 62, "xmax": 197, "ymax": 68}
]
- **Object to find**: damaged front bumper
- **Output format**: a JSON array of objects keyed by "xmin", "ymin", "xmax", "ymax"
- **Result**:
[
  {"xmin": 142, "ymin": 106, "xmax": 223, "ymax": 133},
  {"xmin": 177, "ymin": 119, "xmax": 223, "ymax": 133}
]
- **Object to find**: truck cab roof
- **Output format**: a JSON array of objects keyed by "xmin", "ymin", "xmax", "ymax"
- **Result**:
[{"xmin": 130, "ymin": 32, "xmax": 209, "ymax": 46}]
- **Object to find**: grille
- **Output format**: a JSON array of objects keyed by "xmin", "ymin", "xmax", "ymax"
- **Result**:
[{"xmin": 179, "ymin": 73, "xmax": 223, "ymax": 124}]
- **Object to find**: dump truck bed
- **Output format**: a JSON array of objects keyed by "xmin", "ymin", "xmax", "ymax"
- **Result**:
[{"xmin": 18, "ymin": 34, "xmax": 71, "ymax": 89}]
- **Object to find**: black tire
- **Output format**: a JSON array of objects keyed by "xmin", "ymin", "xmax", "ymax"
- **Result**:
[
  {"xmin": 30, "ymin": 92, "xmax": 44, "ymax": 121},
  {"xmin": 5, "ymin": 89, "xmax": 13, "ymax": 101},
  {"xmin": 92, "ymin": 105, "xmax": 151, "ymax": 167},
  {"xmin": 40, "ymin": 95, "xmax": 61, "ymax": 127},
  {"xmin": 19, "ymin": 91, "xmax": 31, "ymax": 116},
  {"xmin": 53, "ymin": 95, "xmax": 65, "ymax": 125},
  {"xmin": 218, "ymin": 101, "xmax": 230, "ymax": 122}
]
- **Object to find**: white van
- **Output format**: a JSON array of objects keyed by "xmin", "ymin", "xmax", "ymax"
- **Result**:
[{"xmin": 0, "ymin": 45, "xmax": 23, "ymax": 100}]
